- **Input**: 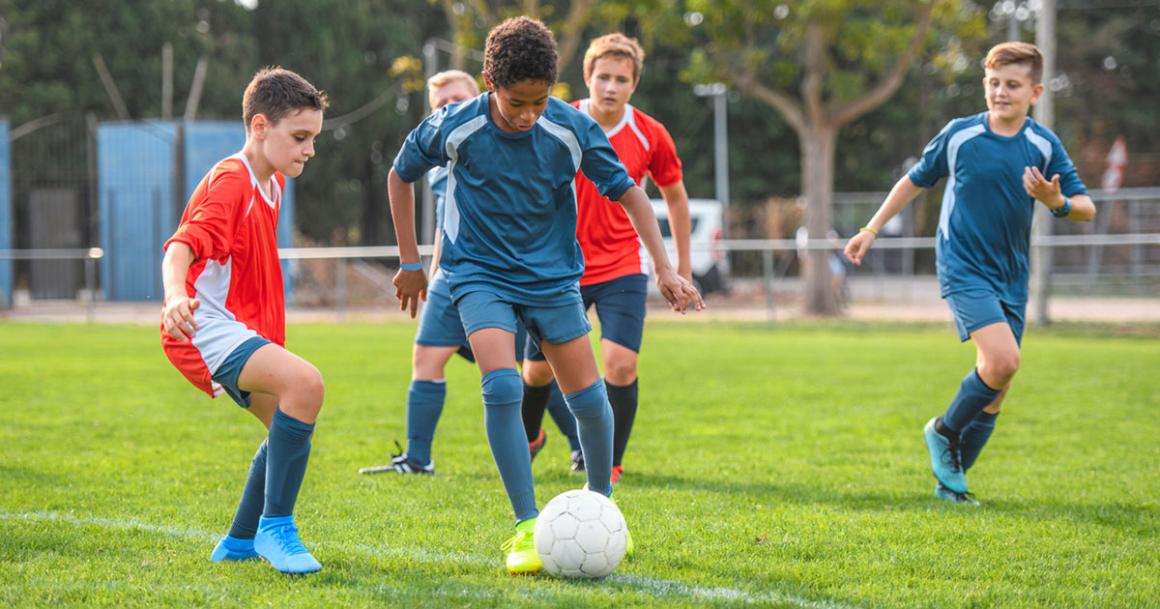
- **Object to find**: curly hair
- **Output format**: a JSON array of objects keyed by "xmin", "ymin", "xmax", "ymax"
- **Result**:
[{"xmin": 483, "ymin": 17, "xmax": 558, "ymax": 90}]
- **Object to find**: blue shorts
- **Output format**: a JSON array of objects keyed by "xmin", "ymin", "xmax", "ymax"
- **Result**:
[
  {"xmin": 211, "ymin": 336, "xmax": 272, "ymax": 407},
  {"xmin": 525, "ymin": 273, "xmax": 648, "ymax": 361},
  {"xmin": 415, "ymin": 271, "xmax": 528, "ymax": 362},
  {"xmin": 945, "ymin": 290, "xmax": 1026, "ymax": 346},
  {"xmin": 457, "ymin": 290, "xmax": 591, "ymax": 355}
]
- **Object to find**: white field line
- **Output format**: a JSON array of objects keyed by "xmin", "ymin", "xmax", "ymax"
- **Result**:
[{"xmin": 1, "ymin": 511, "xmax": 864, "ymax": 609}]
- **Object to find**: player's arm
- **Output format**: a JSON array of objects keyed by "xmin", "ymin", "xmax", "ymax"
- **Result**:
[
  {"xmin": 388, "ymin": 167, "xmax": 428, "ymax": 318},
  {"xmin": 429, "ymin": 228, "xmax": 444, "ymax": 279},
  {"xmin": 161, "ymin": 242, "xmax": 199, "ymax": 342},
  {"xmin": 1023, "ymin": 166, "xmax": 1096, "ymax": 222},
  {"xmin": 617, "ymin": 186, "xmax": 704, "ymax": 313},
  {"xmin": 657, "ymin": 180, "xmax": 693, "ymax": 283},
  {"xmin": 844, "ymin": 176, "xmax": 926, "ymax": 267}
]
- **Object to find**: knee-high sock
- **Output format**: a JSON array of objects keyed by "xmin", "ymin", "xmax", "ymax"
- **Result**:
[
  {"xmin": 545, "ymin": 381, "xmax": 580, "ymax": 451},
  {"xmin": 960, "ymin": 410, "xmax": 1000, "ymax": 471},
  {"xmin": 227, "ymin": 439, "xmax": 267, "ymax": 539},
  {"xmin": 406, "ymin": 379, "xmax": 446, "ymax": 466},
  {"xmin": 565, "ymin": 379, "xmax": 614, "ymax": 496},
  {"xmin": 942, "ymin": 369, "xmax": 1001, "ymax": 434},
  {"xmin": 263, "ymin": 409, "xmax": 315, "ymax": 518},
  {"xmin": 521, "ymin": 381, "xmax": 552, "ymax": 442},
  {"xmin": 483, "ymin": 369, "xmax": 537, "ymax": 522},
  {"xmin": 607, "ymin": 379, "xmax": 639, "ymax": 467}
]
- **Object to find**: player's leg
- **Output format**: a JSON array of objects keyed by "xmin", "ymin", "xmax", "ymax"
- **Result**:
[
  {"xmin": 459, "ymin": 292, "xmax": 539, "ymax": 574},
  {"xmin": 960, "ymin": 301, "xmax": 1024, "ymax": 472},
  {"xmin": 592, "ymin": 274, "xmax": 649, "ymax": 484},
  {"xmin": 211, "ymin": 391, "xmax": 277, "ymax": 562},
  {"xmin": 235, "ymin": 343, "xmax": 325, "ymax": 574},
  {"xmin": 543, "ymin": 381, "xmax": 582, "ymax": 469},
  {"xmin": 520, "ymin": 337, "xmax": 555, "ymax": 457},
  {"xmin": 925, "ymin": 291, "xmax": 1012, "ymax": 498}
]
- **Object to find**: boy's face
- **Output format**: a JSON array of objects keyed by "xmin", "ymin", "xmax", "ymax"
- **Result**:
[
  {"xmin": 253, "ymin": 108, "xmax": 324, "ymax": 178},
  {"xmin": 585, "ymin": 55, "xmax": 638, "ymax": 115},
  {"xmin": 483, "ymin": 74, "xmax": 551, "ymax": 132},
  {"xmin": 982, "ymin": 63, "xmax": 1043, "ymax": 124},
  {"xmin": 430, "ymin": 80, "xmax": 477, "ymax": 112}
]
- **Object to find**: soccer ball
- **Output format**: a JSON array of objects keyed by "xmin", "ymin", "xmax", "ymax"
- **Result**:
[{"xmin": 535, "ymin": 489, "xmax": 628, "ymax": 578}]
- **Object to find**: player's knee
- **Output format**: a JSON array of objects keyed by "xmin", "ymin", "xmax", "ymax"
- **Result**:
[
  {"xmin": 412, "ymin": 347, "xmax": 449, "ymax": 380},
  {"xmin": 523, "ymin": 360, "xmax": 554, "ymax": 386},
  {"xmin": 481, "ymin": 368, "xmax": 522, "ymax": 406},
  {"xmin": 564, "ymin": 379, "xmax": 608, "ymax": 420},
  {"xmin": 603, "ymin": 357, "xmax": 637, "ymax": 386},
  {"xmin": 293, "ymin": 363, "xmax": 326, "ymax": 411},
  {"xmin": 981, "ymin": 352, "xmax": 1019, "ymax": 383}
]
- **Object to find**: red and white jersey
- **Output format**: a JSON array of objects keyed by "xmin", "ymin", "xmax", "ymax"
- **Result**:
[
  {"xmin": 161, "ymin": 153, "xmax": 286, "ymax": 398},
  {"xmin": 573, "ymin": 100, "xmax": 683, "ymax": 286}
]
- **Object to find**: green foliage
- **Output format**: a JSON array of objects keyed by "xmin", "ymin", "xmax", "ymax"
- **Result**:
[{"xmin": 1, "ymin": 322, "xmax": 1158, "ymax": 608}]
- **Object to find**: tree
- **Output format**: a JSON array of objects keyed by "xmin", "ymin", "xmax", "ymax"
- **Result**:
[{"xmin": 687, "ymin": 0, "xmax": 985, "ymax": 314}]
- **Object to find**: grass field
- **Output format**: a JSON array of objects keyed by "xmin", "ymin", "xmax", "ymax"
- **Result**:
[{"xmin": 1, "ymin": 321, "xmax": 1158, "ymax": 609}]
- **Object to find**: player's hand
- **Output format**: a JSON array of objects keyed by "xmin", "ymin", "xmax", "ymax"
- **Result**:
[
  {"xmin": 844, "ymin": 231, "xmax": 875, "ymax": 267},
  {"xmin": 162, "ymin": 296, "xmax": 200, "ymax": 342},
  {"xmin": 393, "ymin": 268, "xmax": 428, "ymax": 319},
  {"xmin": 1024, "ymin": 166, "xmax": 1065, "ymax": 208},
  {"xmin": 656, "ymin": 267, "xmax": 704, "ymax": 314},
  {"xmin": 677, "ymin": 264, "xmax": 693, "ymax": 285}
]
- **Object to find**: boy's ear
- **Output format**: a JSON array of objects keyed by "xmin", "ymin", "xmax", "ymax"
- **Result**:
[
  {"xmin": 250, "ymin": 113, "xmax": 269, "ymax": 139},
  {"xmin": 1029, "ymin": 81, "xmax": 1045, "ymax": 105},
  {"xmin": 481, "ymin": 71, "xmax": 495, "ymax": 92}
]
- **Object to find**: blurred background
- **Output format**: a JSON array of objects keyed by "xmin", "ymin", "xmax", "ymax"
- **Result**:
[{"xmin": 0, "ymin": 0, "xmax": 1156, "ymax": 323}]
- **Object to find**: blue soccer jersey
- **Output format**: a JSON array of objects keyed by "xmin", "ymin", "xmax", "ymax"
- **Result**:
[
  {"xmin": 907, "ymin": 112, "xmax": 1087, "ymax": 304},
  {"xmin": 427, "ymin": 165, "xmax": 450, "ymax": 232},
  {"xmin": 394, "ymin": 94, "xmax": 635, "ymax": 306}
]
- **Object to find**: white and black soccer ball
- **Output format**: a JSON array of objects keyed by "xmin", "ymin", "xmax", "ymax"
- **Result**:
[{"xmin": 534, "ymin": 489, "xmax": 628, "ymax": 578}]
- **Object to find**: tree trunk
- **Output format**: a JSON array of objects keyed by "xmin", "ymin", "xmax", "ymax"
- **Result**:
[{"xmin": 801, "ymin": 124, "xmax": 838, "ymax": 315}]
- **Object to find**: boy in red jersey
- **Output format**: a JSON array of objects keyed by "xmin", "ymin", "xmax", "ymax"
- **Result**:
[
  {"xmin": 521, "ymin": 33, "xmax": 693, "ymax": 484},
  {"xmin": 160, "ymin": 67, "xmax": 328, "ymax": 574}
]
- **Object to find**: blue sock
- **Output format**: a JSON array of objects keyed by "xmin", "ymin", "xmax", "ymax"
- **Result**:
[
  {"xmin": 227, "ymin": 439, "xmax": 267, "ymax": 539},
  {"xmin": 565, "ymin": 379, "xmax": 614, "ymax": 496},
  {"xmin": 545, "ymin": 381, "xmax": 580, "ymax": 451},
  {"xmin": 263, "ymin": 409, "xmax": 315, "ymax": 518},
  {"xmin": 942, "ymin": 369, "xmax": 1001, "ymax": 434},
  {"xmin": 482, "ymin": 368, "xmax": 537, "ymax": 523},
  {"xmin": 960, "ymin": 410, "xmax": 1000, "ymax": 471},
  {"xmin": 405, "ymin": 379, "xmax": 446, "ymax": 466}
]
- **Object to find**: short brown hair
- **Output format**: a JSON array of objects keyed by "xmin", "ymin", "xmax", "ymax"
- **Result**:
[
  {"xmin": 242, "ymin": 67, "xmax": 328, "ymax": 132},
  {"xmin": 984, "ymin": 42, "xmax": 1043, "ymax": 83},
  {"xmin": 583, "ymin": 33, "xmax": 645, "ymax": 83},
  {"xmin": 427, "ymin": 70, "xmax": 480, "ymax": 108}
]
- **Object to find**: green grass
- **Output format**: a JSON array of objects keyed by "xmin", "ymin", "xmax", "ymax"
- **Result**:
[{"xmin": 1, "ymin": 321, "xmax": 1157, "ymax": 609}]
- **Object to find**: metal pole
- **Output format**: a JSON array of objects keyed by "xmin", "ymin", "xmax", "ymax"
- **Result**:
[
  {"xmin": 420, "ymin": 41, "xmax": 438, "ymax": 246},
  {"xmin": 335, "ymin": 258, "xmax": 347, "ymax": 322},
  {"xmin": 713, "ymin": 89, "xmax": 730, "ymax": 240},
  {"xmin": 762, "ymin": 249, "xmax": 776, "ymax": 324},
  {"xmin": 1031, "ymin": 0, "xmax": 1056, "ymax": 325}
]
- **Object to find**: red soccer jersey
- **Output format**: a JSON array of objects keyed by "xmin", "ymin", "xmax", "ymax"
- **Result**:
[
  {"xmin": 573, "ymin": 100, "xmax": 683, "ymax": 286},
  {"xmin": 161, "ymin": 153, "xmax": 286, "ymax": 398}
]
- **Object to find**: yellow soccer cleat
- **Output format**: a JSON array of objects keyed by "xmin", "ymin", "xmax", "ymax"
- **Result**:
[{"xmin": 502, "ymin": 517, "xmax": 542, "ymax": 575}]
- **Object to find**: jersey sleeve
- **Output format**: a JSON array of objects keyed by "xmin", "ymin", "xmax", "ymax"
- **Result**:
[
  {"xmin": 165, "ymin": 166, "xmax": 248, "ymax": 261},
  {"xmin": 578, "ymin": 119, "xmax": 635, "ymax": 201},
  {"xmin": 1047, "ymin": 136, "xmax": 1088, "ymax": 198},
  {"xmin": 907, "ymin": 120, "xmax": 955, "ymax": 188},
  {"xmin": 393, "ymin": 109, "xmax": 451, "ymax": 183},
  {"xmin": 646, "ymin": 120, "xmax": 683, "ymax": 188}
]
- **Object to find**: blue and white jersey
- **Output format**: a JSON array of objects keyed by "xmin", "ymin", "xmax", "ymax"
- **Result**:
[
  {"xmin": 908, "ymin": 112, "xmax": 1087, "ymax": 304},
  {"xmin": 394, "ymin": 93, "xmax": 635, "ymax": 305},
  {"xmin": 426, "ymin": 165, "xmax": 450, "ymax": 231}
]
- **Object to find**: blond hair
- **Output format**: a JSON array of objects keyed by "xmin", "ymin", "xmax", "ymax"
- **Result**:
[
  {"xmin": 583, "ymin": 33, "xmax": 645, "ymax": 83},
  {"xmin": 426, "ymin": 70, "xmax": 479, "ymax": 108},
  {"xmin": 984, "ymin": 42, "xmax": 1043, "ymax": 83}
]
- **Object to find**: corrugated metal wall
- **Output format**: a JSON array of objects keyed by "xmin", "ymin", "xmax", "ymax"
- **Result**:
[
  {"xmin": 98, "ymin": 121, "xmax": 295, "ymax": 302},
  {"xmin": 0, "ymin": 121, "xmax": 13, "ymax": 309}
]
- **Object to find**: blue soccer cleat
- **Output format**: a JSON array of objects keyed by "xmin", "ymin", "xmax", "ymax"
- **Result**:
[
  {"xmin": 210, "ymin": 535, "xmax": 259, "ymax": 562},
  {"xmin": 924, "ymin": 416, "xmax": 968, "ymax": 494},
  {"xmin": 254, "ymin": 515, "xmax": 321, "ymax": 574},
  {"xmin": 934, "ymin": 482, "xmax": 980, "ymax": 506}
]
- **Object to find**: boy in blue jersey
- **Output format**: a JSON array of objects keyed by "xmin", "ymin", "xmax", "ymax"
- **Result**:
[
  {"xmin": 845, "ymin": 42, "xmax": 1095, "ymax": 505},
  {"xmin": 359, "ymin": 70, "xmax": 578, "ymax": 475},
  {"xmin": 388, "ymin": 17, "xmax": 702, "ymax": 574}
]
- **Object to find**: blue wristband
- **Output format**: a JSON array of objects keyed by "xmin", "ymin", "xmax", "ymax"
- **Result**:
[
  {"xmin": 1051, "ymin": 198, "xmax": 1072, "ymax": 218},
  {"xmin": 400, "ymin": 261, "xmax": 423, "ymax": 272}
]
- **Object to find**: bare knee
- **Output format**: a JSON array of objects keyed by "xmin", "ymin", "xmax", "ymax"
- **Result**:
[
  {"xmin": 523, "ymin": 359, "xmax": 555, "ymax": 386},
  {"xmin": 283, "ymin": 363, "xmax": 325, "ymax": 420},
  {"xmin": 413, "ymin": 345, "xmax": 454, "ymax": 380},
  {"xmin": 603, "ymin": 354, "xmax": 638, "ymax": 386},
  {"xmin": 980, "ymin": 352, "xmax": 1020, "ymax": 386}
]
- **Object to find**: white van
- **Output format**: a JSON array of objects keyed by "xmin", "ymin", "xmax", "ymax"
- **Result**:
[{"xmin": 649, "ymin": 198, "xmax": 729, "ymax": 294}]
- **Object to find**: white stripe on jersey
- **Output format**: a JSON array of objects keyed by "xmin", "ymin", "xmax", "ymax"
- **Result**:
[
  {"xmin": 537, "ymin": 116, "xmax": 582, "ymax": 173},
  {"xmin": 443, "ymin": 115, "xmax": 489, "ymax": 244},
  {"xmin": 190, "ymin": 257, "xmax": 259, "ymax": 376},
  {"xmin": 938, "ymin": 124, "xmax": 986, "ymax": 241},
  {"xmin": 1024, "ymin": 129, "xmax": 1053, "ymax": 169}
]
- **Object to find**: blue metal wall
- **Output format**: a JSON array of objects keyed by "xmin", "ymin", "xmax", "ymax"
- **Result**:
[
  {"xmin": 0, "ymin": 121, "xmax": 11, "ymax": 309},
  {"xmin": 99, "ymin": 121, "xmax": 296, "ymax": 301}
]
